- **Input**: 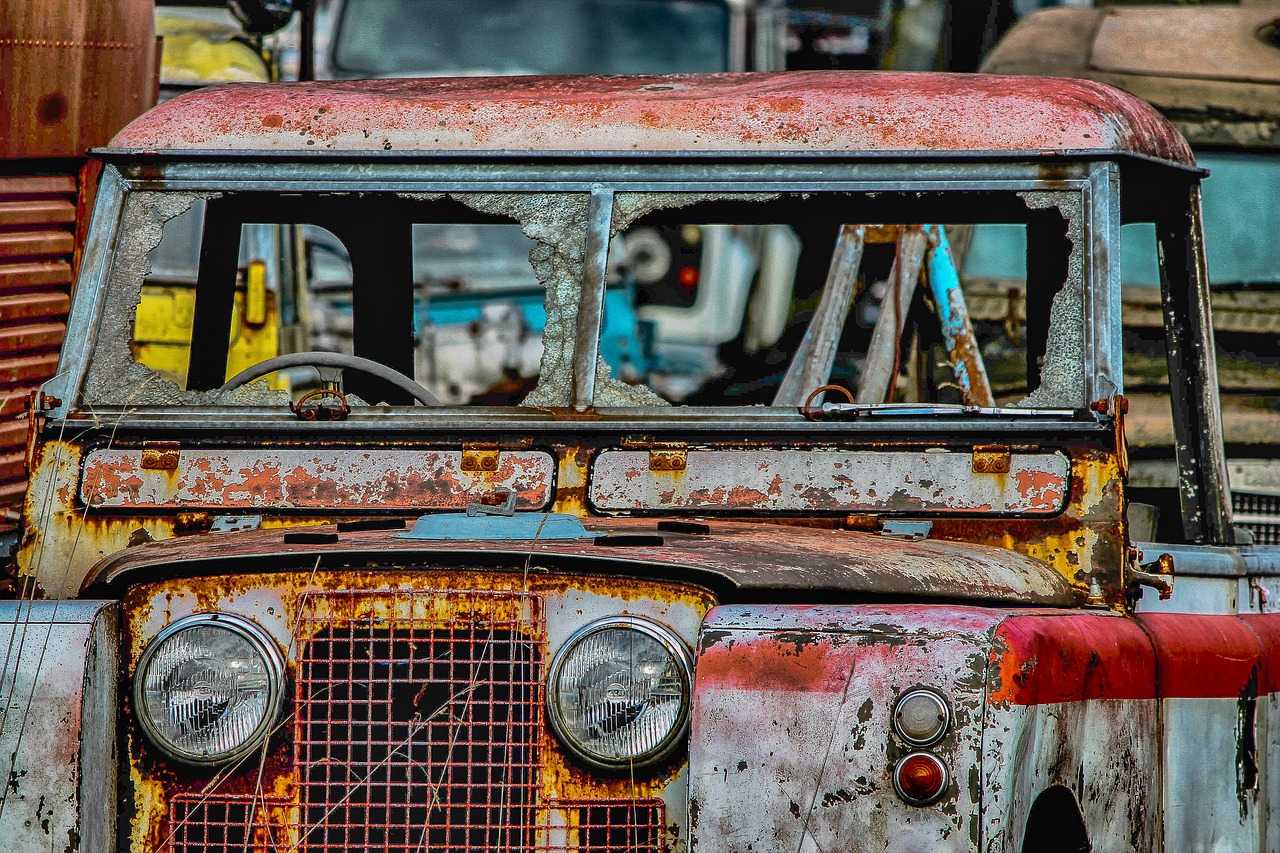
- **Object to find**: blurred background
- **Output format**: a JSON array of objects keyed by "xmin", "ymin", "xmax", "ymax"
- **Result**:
[{"xmin": 2, "ymin": 0, "xmax": 1279, "ymax": 540}]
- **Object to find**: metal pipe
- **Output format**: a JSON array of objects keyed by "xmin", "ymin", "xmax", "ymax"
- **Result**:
[
  {"xmin": 773, "ymin": 225, "xmax": 865, "ymax": 406},
  {"xmin": 924, "ymin": 227, "xmax": 995, "ymax": 406}
]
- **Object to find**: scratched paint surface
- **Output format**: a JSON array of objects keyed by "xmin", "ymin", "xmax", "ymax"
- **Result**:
[
  {"xmin": 80, "ymin": 448, "xmax": 555, "ymax": 510},
  {"xmin": 590, "ymin": 449, "xmax": 1069, "ymax": 514},
  {"xmin": 691, "ymin": 605, "xmax": 1000, "ymax": 852},
  {"xmin": 106, "ymin": 72, "xmax": 1193, "ymax": 165}
]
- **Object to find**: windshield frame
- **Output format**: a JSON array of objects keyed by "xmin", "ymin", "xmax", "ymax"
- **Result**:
[{"xmin": 55, "ymin": 157, "xmax": 1123, "ymax": 428}]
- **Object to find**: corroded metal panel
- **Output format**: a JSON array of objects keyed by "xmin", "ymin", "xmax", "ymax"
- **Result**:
[
  {"xmin": 106, "ymin": 72, "xmax": 1194, "ymax": 165},
  {"xmin": 691, "ymin": 604, "xmax": 1002, "ymax": 852},
  {"xmin": 0, "ymin": 601, "xmax": 117, "ymax": 853},
  {"xmin": 80, "ymin": 448, "xmax": 555, "ymax": 510},
  {"xmin": 0, "ymin": 173, "xmax": 78, "ymax": 513},
  {"xmin": 981, "ymin": 700, "xmax": 1159, "ymax": 853},
  {"xmin": 590, "ymin": 449, "xmax": 1069, "ymax": 514},
  {"xmin": 83, "ymin": 519, "xmax": 1075, "ymax": 606}
]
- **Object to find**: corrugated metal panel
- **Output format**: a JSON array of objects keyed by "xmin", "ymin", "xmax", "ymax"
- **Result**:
[{"xmin": 0, "ymin": 171, "xmax": 76, "ymax": 515}]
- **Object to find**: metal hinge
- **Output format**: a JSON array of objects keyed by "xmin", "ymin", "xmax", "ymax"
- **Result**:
[
  {"xmin": 461, "ymin": 443, "xmax": 501, "ymax": 472},
  {"xmin": 620, "ymin": 436, "xmax": 688, "ymax": 471},
  {"xmin": 141, "ymin": 441, "xmax": 180, "ymax": 471},
  {"xmin": 971, "ymin": 445, "xmax": 1011, "ymax": 474},
  {"xmin": 649, "ymin": 443, "xmax": 688, "ymax": 472}
]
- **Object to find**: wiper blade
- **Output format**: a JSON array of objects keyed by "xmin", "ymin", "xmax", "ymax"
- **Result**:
[{"xmin": 814, "ymin": 402, "xmax": 1077, "ymax": 419}]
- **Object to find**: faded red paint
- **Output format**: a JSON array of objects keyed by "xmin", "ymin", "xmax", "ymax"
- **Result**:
[
  {"xmin": 697, "ymin": 633, "xmax": 854, "ymax": 693},
  {"xmin": 106, "ymin": 71, "xmax": 1194, "ymax": 165},
  {"xmin": 79, "ymin": 448, "xmax": 554, "ymax": 510},
  {"xmin": 989, "ymin": 612, "xmax": 1157, "ymax": 705},
  {"xmin": 989, "ymin": 612, "xmax": 1280, "ymax": 705},
  {"xmin": 1138, "ymin": 613, "xmax": 1267, "ymax": 698}
]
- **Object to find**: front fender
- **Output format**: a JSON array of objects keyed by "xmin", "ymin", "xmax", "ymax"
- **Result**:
[{"xmin": 0, "ymin": 601, "xmax": 117, "ymax": 853}]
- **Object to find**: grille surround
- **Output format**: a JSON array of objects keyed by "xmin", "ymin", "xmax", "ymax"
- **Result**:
[{"xmin": 161, "ymin": 588, "xmax": 671, "ymax": 853}]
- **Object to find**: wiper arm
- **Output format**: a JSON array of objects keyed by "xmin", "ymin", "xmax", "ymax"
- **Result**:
[{"xmin": 812, "ymin": 402, "xmax": 1077, "ymax": 419}]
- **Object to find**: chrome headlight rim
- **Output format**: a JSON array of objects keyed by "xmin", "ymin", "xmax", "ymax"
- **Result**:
[
  {"xmin": 546, "ymin": 615, "xmax": 694, "ymax": 771},
  {"xmin": 133, "ymin": 612, "xmax": 286, "ymax": 766}
]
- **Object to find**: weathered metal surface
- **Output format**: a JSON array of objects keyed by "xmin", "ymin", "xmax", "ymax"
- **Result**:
[
  {"xmin": 106, "ymin": 71, "xmax": 1194, "ymax": 165},
  {"xmin": 80, "ymin": 448, "xmax": 556, "ymax": 510},
  {"xmin": 989, "ymin": 612, "xmax": 1157, "ymax": 706},
  {"xmin": 0, "ymin": 172, "xmax": 79, "ymax": 516},
  {"xmin": 120, "ymin": 570, "xmax": 711, "ymax": 853},
  {"xmin": 589, "ymin": 448, "xmax": 1070, "ymax": 514},
  {"xmin": 0, "ymin": 601, "xmax": 117, "ymax": 853},
  {"xmin": 0, "ymin": 0, "xmax": 155, "ymax": 158},
  {"xmin": 691, "ymin": 604, "xmax": 1001, "ymax": 852},
  {"xmin": 80, "ymin": 518, "xmax": 1075, "ymax": 606}
]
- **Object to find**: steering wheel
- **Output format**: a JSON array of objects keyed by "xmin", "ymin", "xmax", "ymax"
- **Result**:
[{"xmin": 219, "ymin": 351, "xmax": 442, "ymax": 406}]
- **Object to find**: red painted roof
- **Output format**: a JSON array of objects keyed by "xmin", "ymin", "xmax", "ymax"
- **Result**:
[{"xmin": 108, "ymin": 71, "xmax": 1194, "ymax": 166}]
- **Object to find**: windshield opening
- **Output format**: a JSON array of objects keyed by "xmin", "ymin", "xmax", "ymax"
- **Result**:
[
  {"xmin": 331, "ymin": 0, "xmax": 731, "ymax": 77},
  {"xmin": 83, "ymin": 187, "xmax": 1087, "ymax": 413}
]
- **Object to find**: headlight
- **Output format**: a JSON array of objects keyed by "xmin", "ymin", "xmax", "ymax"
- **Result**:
[
  {"xmin": 547, "ymin": 616, "xmax": 693, "ymax": 769},
  {"xmin": 134, "ymin": 613, "xmax": 285, "ymax": 765}
]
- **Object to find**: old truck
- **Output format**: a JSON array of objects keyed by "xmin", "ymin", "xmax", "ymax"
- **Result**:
[{"xmin": 3, "ymin": 71, "xmax": 1275, "ymax": 852}]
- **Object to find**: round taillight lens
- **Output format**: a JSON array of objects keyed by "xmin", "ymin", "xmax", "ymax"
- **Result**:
[
  {"xmin": 893, "ymin": 752, "xmax": 949, "ymax": 806},
  {"xmin": 892, "ymin": 689, "xmax": 950, "ymax": 746}
]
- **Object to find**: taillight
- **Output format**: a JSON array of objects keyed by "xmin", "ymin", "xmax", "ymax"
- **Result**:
[{"xmin": 893, "ymin": 752, "xmax": 949, "ymax": 806}]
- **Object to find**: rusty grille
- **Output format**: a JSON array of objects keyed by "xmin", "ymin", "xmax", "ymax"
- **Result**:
[
  {"xmin": 162, "ymin": 589, "xmax": 670, "ymax": 852},
  {"xmin": 295, "ymin": 589, "xmax": 542, "ymax": 851},
  {"xmin": 537, "ymin": 800, "xmax": 666, "ymax": 852},
  {"xmin": 169, "ymin": 795, "xmax": 288, "ymax": 852}
]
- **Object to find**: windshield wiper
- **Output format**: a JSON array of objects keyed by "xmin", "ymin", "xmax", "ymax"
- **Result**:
[{"xmin": 812, "ymin": 402, "xmax": 1077, "ymax": 419}]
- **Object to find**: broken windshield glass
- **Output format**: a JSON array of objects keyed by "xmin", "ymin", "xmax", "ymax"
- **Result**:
[{"xmin": 80, "ymin": 187, "xmax": 1087, "ymax": 412}]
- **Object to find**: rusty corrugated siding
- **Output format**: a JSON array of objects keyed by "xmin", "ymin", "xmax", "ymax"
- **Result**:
[{"xmin": 0, "ymin": 171, "xmax": 76, "ymax": 513}]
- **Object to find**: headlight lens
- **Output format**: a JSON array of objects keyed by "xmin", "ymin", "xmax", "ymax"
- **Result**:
[
  {"xmin": 547, "ymin": 616, "xmax": 693, "ymax": 769},
  {"xmin": 134, "ymin": 613, "xmax": 285, "ymax": 765}
]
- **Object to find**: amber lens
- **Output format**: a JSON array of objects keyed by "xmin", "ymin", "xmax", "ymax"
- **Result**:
[{"xmin": 893, "ymin": 752, "xmax": 948, "ymax": 805}]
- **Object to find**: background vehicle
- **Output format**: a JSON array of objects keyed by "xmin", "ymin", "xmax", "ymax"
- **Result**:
[
  {"xmin": 0, "ymin": 0, "xmax": 155, "ymax": 536},
  {"xmin": 4, "ymin": 71, "xmax": 1277, "ymax": 853},
  {"xmin": 976, "ymin": 4, "xmax": 1280, "ymax": 545}
]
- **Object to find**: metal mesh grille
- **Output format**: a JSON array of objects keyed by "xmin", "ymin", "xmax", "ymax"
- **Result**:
[
  {"xmin": 168, "ymin": 794, "xmax": 288, "ymax": 852},
  {"xmin": 1233, "ymin": 492, "xmax": 1280, "ymax": 517},
  {"xmin": 295, "ymin": 590, "xmax": 542, "ymax": 852},
  {"xmin": 161, "ymin": 589, "xmax": 670, "ymax": 852},
  {"xmin": 538, "ymin": 800, "xmax": 667, "ymax": 853}
]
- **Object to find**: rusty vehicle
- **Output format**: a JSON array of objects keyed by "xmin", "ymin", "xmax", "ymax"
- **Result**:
[
  {"xmin": 4, "ymin": 71, "xmax": 1277, "ymax": 853},
  {"xmin": 976, "ymin": 4, "xmax": 1280, "ymax": 547}
]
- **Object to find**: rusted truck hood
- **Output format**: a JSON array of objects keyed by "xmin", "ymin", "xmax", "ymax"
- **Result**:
[{"xmin": 83, "ymin": 518, "xmax": 1075, "ymax": 605}]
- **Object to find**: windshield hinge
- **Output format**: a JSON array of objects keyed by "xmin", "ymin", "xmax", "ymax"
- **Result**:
[
  {"xmin": 141, "ymin": 441, "xmax": 181, "ymax": 471},
  {"xmin": 971, "ymin": 445, "xmax": 1011, "ymax": 474},
  {"xmin": 461, "ymin": 443, "xmax": 501, "ymax": 473}
]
